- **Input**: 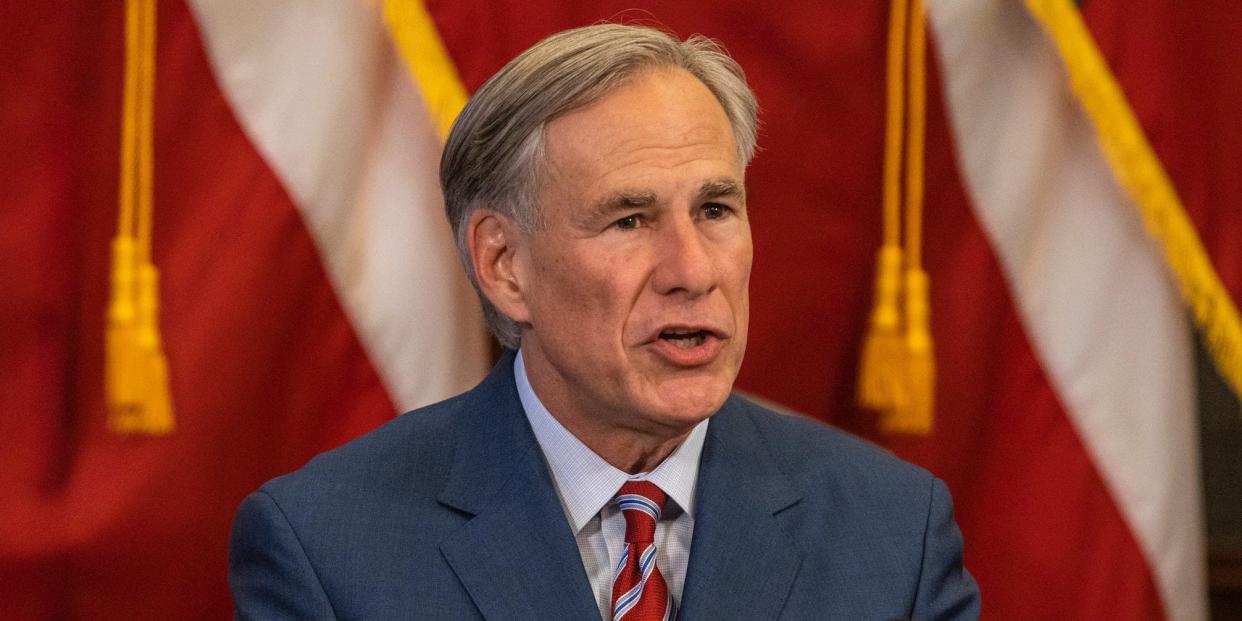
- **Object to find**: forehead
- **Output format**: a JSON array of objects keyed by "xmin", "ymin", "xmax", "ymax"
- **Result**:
[{"xmin": 538, "ymin": 68, "xmax": 742, "ymax": 203}]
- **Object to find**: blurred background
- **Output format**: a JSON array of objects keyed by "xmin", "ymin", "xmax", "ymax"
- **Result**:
[{"xmin": 1, "ymin": 1, "xmax": 1238, "ymax": 619}]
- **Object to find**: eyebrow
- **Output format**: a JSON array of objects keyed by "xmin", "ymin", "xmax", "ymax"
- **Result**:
[
  {"xmin": 585, "ymin": 177, "xmax": 746, "ymax": 221},
  {"xmin": 588, "ymin": 190, "xmax": 658, "ymax": 217},
  {"xmin": 697, "ymin": 177, "xmax": 746, "ymax": 203}
]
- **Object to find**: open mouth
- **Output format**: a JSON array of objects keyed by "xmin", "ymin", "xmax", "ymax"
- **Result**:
[{"xmin": 659, "ymin": 329, "xmax": 709, "ymax": 349}]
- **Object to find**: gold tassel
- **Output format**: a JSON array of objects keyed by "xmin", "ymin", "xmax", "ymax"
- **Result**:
[
  {"xmin": 132, "ymin": 264, "xmax": 174, "ymax": 433},
  {"xmin": 858, "ymin": 245, "xmax": 908, "ymax": 410},
  {"xmin": 887, "ymin": 0, "xmax": 935, "ymax": 432},
  {"xmin": 884, "ymin": 268, "xmax": 934, "ymax": 433},
  {"xmin": 858, "ymin": 0, "xmax": 911, "ymax": 412},
  {"xmin": 107, "ymin": 0, "xmax": 173, "ymax": 435},
  {"xmin": 861, "ymin": 0, "xmax": 935, "ymax": 434},
  {"xmin": 106, "ymin": 237, "xmax": 143, "ymax": 416}
]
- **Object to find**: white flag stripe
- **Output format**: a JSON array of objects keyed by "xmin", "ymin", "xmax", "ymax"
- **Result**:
[
  {"xmin": 927, "ymin": 1, "xmax": 1205, "ymax": 619},
  {"xmin": 187, "ymin": 0, "xmax": 489, "ymax": 411}
]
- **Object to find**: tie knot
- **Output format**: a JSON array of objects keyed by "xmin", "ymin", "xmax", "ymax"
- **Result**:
[{"xmin": 615, "ymin": 480, "xmax": 666, "ymax": 544}]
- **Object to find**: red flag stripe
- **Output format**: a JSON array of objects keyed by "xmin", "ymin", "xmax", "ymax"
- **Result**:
[{"xmin": 0, "ymin": 3, "xmax": 395, "ymax": 618}]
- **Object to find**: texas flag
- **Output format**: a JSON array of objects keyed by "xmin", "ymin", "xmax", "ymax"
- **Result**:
[{"xmin": 2, "ymin": 1, "xmax": 1236, "ymax": 619}]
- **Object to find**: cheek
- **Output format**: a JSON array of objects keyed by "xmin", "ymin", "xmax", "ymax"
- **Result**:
[
  {"xmin": 532, "ymin": 248, "xmax": 629, "ymax": 326},
  {"xmin": 725, "ymin": 236, "xmax": 754, "ymax": 290},
  {"xmin": 727, "ymin": 238, "xmax": 754, "ymax": 331}
]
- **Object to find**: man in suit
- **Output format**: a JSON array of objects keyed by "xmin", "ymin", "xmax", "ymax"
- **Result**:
[{"xmin": 230, "ymin": 24, "xmax": 980, "ymax": 620}]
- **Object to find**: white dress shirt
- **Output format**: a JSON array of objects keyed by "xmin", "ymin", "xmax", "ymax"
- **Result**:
[{"xmin": 515, "ymin": 350, "xmax": 708, "ymax": 621}]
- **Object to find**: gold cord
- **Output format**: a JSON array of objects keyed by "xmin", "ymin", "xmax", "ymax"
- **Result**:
[
  {"xmin": 859, "ymin": 0, "xmax": 934, "ymax": 433},
  {"xmin": 382, "ymin": 0, "xmax": 469, "ymax": 140},
  {"xmin": 107, "ymin": 0, "xmax": 173, "ymax": 435},
  {"xmin": 1025, "ymin": 0, "xmax": 1242, "ymax": 404}
]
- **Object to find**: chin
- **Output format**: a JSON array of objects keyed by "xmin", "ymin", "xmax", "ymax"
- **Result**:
[{"xmin": 648, "ymin": 375, "xmax": 734, "ymax": 424}]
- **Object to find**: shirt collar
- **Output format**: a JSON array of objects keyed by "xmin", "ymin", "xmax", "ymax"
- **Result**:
[{"xmin": 515, "ymin": 349, "xmax": 708, "ymax": 534}]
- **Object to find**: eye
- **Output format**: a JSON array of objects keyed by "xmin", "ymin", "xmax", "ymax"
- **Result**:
[
  {"xmin": 701, "ymin": 203, "xmax": 733, "ymax": 220},
  {"xmin": 614, "ymin": 214, "xmax": 643, "ymax": 230}
]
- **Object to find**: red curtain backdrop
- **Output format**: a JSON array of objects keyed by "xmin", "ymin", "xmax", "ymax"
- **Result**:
[
  {"xmin": 2, "ymin": 1, "xmax": 1237, "ymax": 619},
  {"xmin": 0, "ymin": 3, "xmax": 394, "ymax": 618}
]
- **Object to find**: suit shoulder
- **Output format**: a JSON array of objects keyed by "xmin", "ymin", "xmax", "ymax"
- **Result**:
[
  {"xmin": 730, "ymin": 393, "xmax": 936, "ymax": 494},
  {"xmin": 257, "ymin": 390, "xmax": 474, "ymax": 507}
]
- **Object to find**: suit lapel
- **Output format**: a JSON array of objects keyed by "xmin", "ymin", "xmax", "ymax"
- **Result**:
[
  {"xmin": 436, "ymin": 352, "xmax": 600, "ymax": 621},
  {"xmin": 679, "ymin": 396, "xmax": 804, "ymax": 620}
]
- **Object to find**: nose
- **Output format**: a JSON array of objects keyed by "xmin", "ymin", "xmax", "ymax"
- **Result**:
[{"xmin": 650, "ymin": 216, "xmax": 717, "ymax": 298}]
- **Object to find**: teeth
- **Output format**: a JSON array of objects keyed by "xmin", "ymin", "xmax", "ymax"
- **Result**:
[{"xmin": 662, "ymin": 331, "xmax": 706, "ymax": 348}]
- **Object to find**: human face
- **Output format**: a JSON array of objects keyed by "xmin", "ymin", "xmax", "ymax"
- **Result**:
[{"xmin": 512, "ymin": 68, "xmax": 753, "ymax": 447}]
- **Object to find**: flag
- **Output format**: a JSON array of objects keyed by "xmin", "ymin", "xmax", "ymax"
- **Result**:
[
  {"xmin": 2, "ymin": 0, "xmax": 1234, "ymax": 619},
  {"xmin": 918, "ymin": 0, "xmax": 1209, "ymax": 617},
  {"xmin": 0, "ymin": 1, "xmax": 486, "ymax": 618}
]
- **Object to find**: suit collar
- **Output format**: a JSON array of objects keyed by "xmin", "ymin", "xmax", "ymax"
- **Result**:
[
  {"xmin": 435, "ymin": 349, "xmax": 531, "ymax": 515},
  {"xmin": 436, "ymin": 357, "xmax": 805, "ymax": 619},
  {"xmin": 514, "ymin": 348, "xmax": 709, "ymax": 533},
  {"xmin": 436, "ymin": 350, "xmax": 600, "ymax": 620},
  {"xmin": 679, "ymin": 395, "xmax": 805, "ymax": 618}
]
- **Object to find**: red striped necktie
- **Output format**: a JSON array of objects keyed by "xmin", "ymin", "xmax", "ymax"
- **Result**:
[{"xmin": 610, "ymin": 481, "xmax": 672, "ymax": 621}]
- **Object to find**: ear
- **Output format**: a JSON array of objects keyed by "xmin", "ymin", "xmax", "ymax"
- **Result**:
[{"xmin": 467, "ymin": 209, "xmax": 533, "ymax": 325}]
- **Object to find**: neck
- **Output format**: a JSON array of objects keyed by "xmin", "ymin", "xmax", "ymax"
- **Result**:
[
  {"xmin": 517, "ymin": 348, "xmax": 700, "ymax": 474},
  {"xmin": 536, "ymin": 386, "xmax": 696, "ymax": 473},
  {"xmin": 571, "ymin": 420, "xmax": 693, "ymax": 474}
]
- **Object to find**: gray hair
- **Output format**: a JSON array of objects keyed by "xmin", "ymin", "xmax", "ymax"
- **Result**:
[{"xmin": 440, "ymin": 23, "xmax": 759, "ymax": 349}]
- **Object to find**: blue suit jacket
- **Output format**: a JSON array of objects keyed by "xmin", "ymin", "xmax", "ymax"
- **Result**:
[{"xmin": 230, "ymin": 352, "xmax": 980, "ymax": 619}]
